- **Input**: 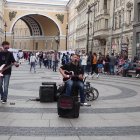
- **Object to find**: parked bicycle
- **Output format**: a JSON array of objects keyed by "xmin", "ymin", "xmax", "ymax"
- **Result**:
[{"xmin": 83, "ymin": 76, "xmax": 99, "ymax": 101}]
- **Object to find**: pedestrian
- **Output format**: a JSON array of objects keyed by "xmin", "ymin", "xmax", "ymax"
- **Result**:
[
  {"xmin": 91, "ymin": 53, "xmax": 99, "ymax": 78},
  {"xmin": 109, "ymin": 53, "xmax": 116, "ymax": 75},
  {"xmin": 81, "ymin": 52, "xmax": 88, "ymax": 73},
  {"xmin": 86, "ymin": 51, "xmax": 92, "ymax": 75},
  {"xmin": 52, "ymin": 51, "xmax": 59, "ymax": 72},
  {"xmin": 0, "ymin": 41, "xmax": 19, "ymax": 104},
  {"xmin": 104, "ymin": 54, "xmax": 110, "ymax": 74},
  {"xmin": 30, "ymin": 53, "xmax": 37, "ymax": 73},
  {"xmin": 38, "ymin": 52, "xmax": 43, "ymax": 68}
]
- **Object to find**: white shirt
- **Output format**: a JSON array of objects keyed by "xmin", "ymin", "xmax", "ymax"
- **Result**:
[
  {"xmin": 30, "ymin": 55, "xmax": 37, "ymax": 63},
  {"xmin": 81, "ymin": 55, "xmax": 87, "ymax": 65}
]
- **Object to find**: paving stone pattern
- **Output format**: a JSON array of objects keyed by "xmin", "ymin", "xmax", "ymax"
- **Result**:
[{"xmin": 0, "ymin": 62, "xmax": 140, "ymax": 140}]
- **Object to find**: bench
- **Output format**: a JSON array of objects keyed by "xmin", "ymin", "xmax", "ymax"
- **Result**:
[{"xmin": 126, "ymin": 70, "xmax": 136, "ymax": 77}]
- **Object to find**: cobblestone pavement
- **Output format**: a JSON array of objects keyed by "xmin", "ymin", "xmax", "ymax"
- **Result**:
[{"xmin": 0, "ymin": 62, "xmax": 140, "ymax": 140}]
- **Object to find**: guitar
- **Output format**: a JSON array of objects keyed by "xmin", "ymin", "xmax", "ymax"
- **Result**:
[
  {"xmin": 63, "ymin": 70, "xmax": 79, "ymax": 82},
  {"xmin": 0, "ymin": 64, "xmax": 13, "ymax": 76}
]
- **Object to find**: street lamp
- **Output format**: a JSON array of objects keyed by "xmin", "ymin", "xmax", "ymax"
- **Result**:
[
  {"xmin": 86, "ymin": 5, "xmax": 92, "ymax": 53},
  {"xmin": 4, "ymin": 22, "xmax": 7, "ymax": 41},
  {"xmin": 110, "ymin": 0, "xmax": 115, "ymax": 54},
  {"xmin": 120, "ymin": 8, "xmax": 125, "ymax": 55},
  {"xmin": 91, "ymin": 3, "xmax": 96, "ymax": 52},
  {"xmin": 66, "ymin": 24, "xmax": 68, "ymax": 51}
]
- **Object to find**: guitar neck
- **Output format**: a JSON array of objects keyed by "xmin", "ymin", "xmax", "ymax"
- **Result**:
[{"xmin": 1, "ymin": 64, "xmax": 13, "ymax": 72}]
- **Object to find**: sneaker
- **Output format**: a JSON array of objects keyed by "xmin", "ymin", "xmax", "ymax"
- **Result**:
[
  {"xmin": 2, "ymin": 100, "xmax": 7, "ymax": 104},
  {"xmin": 80, "ymin": 102, "xmax": 91, "ymax": 106},
  {"xmin": 91, "ymin": 73, "xmax": 95, "ymax": 79},
  {"xmin": 136, "ymin": 74, "xmax": 139, "ymax": 78},
  {"xmin": 97, "ymin": 74, "xmax": 99, "ymax": 78}
]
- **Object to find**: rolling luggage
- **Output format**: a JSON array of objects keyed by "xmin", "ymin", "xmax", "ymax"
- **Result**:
[{"xmin": 57, "ymin": 95, "xmax": 80, "ymax": 118}]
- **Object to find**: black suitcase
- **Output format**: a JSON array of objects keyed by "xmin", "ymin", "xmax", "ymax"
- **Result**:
[
  {"xmin": 42, "ymin": 82, "xmax": 57, "ymax": 101},
  {"xmin": 39, "ymin": 85, "xmax": 54, "ymax": 102},
  {"xmin": 57, "ymin": 95, "xmax": 80, "ymax": 118}
]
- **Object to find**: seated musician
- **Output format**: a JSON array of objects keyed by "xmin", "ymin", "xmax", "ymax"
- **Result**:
[{"xmin": 59, "ymin": 54, "xmax": 88, "ymax": 106}]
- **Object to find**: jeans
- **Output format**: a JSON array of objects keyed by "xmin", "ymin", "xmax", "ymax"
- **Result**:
[
  {"xmin": 82, "ymin": 65, "xmax": 87, "ymax": 73},
  {"xmin": 65, "ymin": 80, "xmax": 85, "ymax": 103},
  {"xmin": 53, "ymin": 61, "xmax": 58, "ymax": 72},
  {"xmin": 86, "ymin": 64, "xmax": 91, "ymax": 75},
  {"xmin": 109, "ymin": 64, "xmax": 115, "ymax": 75},
  {"xmin": 30, "ymin": 62, "xmax": 36, "ymax": 72},
  {"xmin": 0, "ymin": 74, "xmax": 11, "ymax": 101},
  {"xmin": 91, "ymin": 64, "xmax": 98, "ymax": 75},
  {"xmin": 48, "ymin": 60, "xmax": 52, "ymax": 69}
]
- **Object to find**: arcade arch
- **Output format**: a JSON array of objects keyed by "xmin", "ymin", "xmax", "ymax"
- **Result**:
[{"xmin": 10, "ymin": 14, "xmax": 61, "ymax": 51}]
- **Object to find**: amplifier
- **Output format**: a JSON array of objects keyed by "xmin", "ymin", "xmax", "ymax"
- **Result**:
[
  {"xmin": 39, "ymin": 85, "xmax": 54, "ymax": 102},
  {"xmin": 41, "ymin": 82, "xmax": 57, "ymax": 101}
]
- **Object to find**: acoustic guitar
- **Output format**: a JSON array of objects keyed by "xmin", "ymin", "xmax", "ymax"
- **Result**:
[{"xmin": 63, "ymin": 70, "xmax": 79, "ymax": 82}]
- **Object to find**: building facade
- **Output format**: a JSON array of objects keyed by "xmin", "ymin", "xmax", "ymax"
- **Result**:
[
  {"xmin": 66, "ymin": 0, "xmax": 79, "ymax": 51},
  {"xmin": 0, "ymin": 0, "xmax": 136, "ymax": 57},
  {"xmin": 109, "ymin": 0, "xmax": 134, "ymax": 58},
  {"xmin": 0, "ymin": 0, "xmax": 68, "ymax": 51},
  {"xmin": 67, "ymin": 0, "xmax": 134, "ymax": 58},
  {"xmin": 0, "ymin": 0, "xmax": 6, "ymax": 44},
  {"xmin": 133, "ymin": 0, "xmax": 140, "ymax": 59}
]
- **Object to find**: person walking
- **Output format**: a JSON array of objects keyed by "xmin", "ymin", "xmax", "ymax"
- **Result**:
[
  {"xmin": 0, "ymin": 41, "xmax": 19, "ymax": 104},
  {"xmin": 104, "ymin": 54, "xmax": 110, "ymax": 74},
  {"xmin": 30, "ymin": 53, "xmax": 37, "ymax": 73},
  {"xmin": 86, "ymin": 51, "xmax": 92, "ymax": 75},
  {"xmin": 52, "ymin": 51, "xmax": 59, "ymax": 72},
  {"xmin": 109, "ymin": 53, "xmax": 116, "ymax": 75},
  {"xmin": 91, "ymin": 53, "xmax": 99, "ymax": 78},
  {"xmin": 81, "ymin": 52, "xmax": 88, "ymax": 73}
]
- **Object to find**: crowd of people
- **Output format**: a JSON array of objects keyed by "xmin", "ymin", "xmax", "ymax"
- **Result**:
[
  {"xmin": 21, "ymin": 50, "xmax": 140, "ymax": 78},
  {"xmin": 78, "ymin": 51, "xmax": 140, "ymax": 78},
  {"xmin": 0, "ymin": 40, "xmax": 140, "ymax": 104}
]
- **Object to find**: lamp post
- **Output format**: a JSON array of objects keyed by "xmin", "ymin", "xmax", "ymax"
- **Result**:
[
  {"xmin": 91, "ymin": 3, "xmax": 96, "ymax": 52},
  {"xmin": 4, "ymin": 22, "xmax": 7, "ymax": 41},
  {"xmin": 110, "ymin": 0, "xmax": 115, "ymax": 54},
  {"xmin": 120, "ymin": 8, "xmax": 125, "ymax": 55},
  {"xmin": 86, "ymin": 5, "xmax": 92, "ymax": 53},
  {"xmin": 66, "ymin": 24, "xmax": 68, "ymax": 51}
]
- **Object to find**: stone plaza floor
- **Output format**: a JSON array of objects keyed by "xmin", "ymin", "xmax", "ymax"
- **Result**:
[{"xmin": 0, "ymin": 62, "xmax": 140, "ymax": 140}]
